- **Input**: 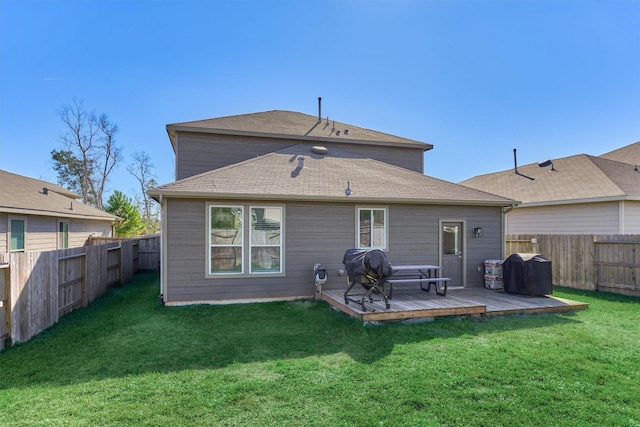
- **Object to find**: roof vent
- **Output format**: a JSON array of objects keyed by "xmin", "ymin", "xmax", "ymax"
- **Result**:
[
  {"xmin": 311, "ymin": 146, "xmax": 328, "ymax": 155},
  {"xmin": 538, "ymin": 159, "xmax": 557, "ymax": 172},
  {"xmin": 42, "ymin": 187, "xmax": 48, "ymax": 195},
  {"xmin": 344, "ymin": 129, "xmax": 349, "ymax": 135}
]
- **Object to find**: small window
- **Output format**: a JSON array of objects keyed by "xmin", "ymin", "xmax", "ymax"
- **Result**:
[
  {"xmin": 10, "ymin": 218, "xmax": 25, "ymax": 252},
  {"xmin": 357, "ymin": 208, "xmax": 387, "ymax": 249},
  {"xmin": 58, "ymin": 221, "xmax": 69, "ymax": 249},
  {"xmin": 442, "ymin": 225, "xmax": 460, "ymax": 255}
]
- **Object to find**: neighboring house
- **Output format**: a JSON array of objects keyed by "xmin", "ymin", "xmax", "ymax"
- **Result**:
[
  {"xmin": 599, "ymin": 141, "xmax": 640, "ymax": 166},
  {"xmin": 149, "ymin": 109, "xmax": 516, "ymax": 305},
  {"xmin": 0, "ymin": 169, "xmax": 118, "ymax": 253},
  {"xmin": 460, "ymin": 141, "xmax": 640, "ymax": 235}
]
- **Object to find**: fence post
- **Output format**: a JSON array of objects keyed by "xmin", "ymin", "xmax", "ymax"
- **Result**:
[
  {"xmin": 0, "ymin": 261, "xmax": 10, "ymax": 350},
  {"xmin": 0, "ymin": 237, "xmax": 161, "ymax": 347},
  {"xmin": 81, "ymin": 253, "xmax": 87, "ymax": 307}
]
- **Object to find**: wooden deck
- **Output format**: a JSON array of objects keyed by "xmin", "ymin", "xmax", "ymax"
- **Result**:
[{"xmin": 321, "ymin": 287, "xmax": 589, "ymax": 323}]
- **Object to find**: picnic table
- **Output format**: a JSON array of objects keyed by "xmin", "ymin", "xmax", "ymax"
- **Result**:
[{"xmin": 388, "ymin": 264, "xmax": 450, "ymax": 296}]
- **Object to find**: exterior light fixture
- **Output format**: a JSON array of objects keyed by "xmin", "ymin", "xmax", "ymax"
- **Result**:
[
  {"xmin": 345, "ymin": 181, "xmax": 352, "ymax": 196},
  {"xmin": 473, "ymin": 227, "xmax": 482, "ymax": 238}
]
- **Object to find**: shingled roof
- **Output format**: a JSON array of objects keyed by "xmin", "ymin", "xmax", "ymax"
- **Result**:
[
  {"xmin": 0, "ymin": 169, "xmax": 119, "ymax": 221},
  {"xmin": 166, "ymin": 110, "xmax": 432, "ymax": 152},
  {"xmin": 460, "ymin": 154, "xmax": 640, "ymax": 206},
  {"xmin": 150, "ymin": 144, "xmax": 513, "ymax": 206},
  {"xmin": 599, "ymin": 141, "xmax": 640, "ymax": 166}
]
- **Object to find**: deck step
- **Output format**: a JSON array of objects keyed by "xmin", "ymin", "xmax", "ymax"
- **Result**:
[{"xmin": 320, "ymin": 288, "xmax": 588, "ymax": 323}]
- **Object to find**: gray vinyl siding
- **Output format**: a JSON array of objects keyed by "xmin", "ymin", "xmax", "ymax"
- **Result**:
[
  {"xmin": 175, "ymin": 133, "xmax": 424, "ymax": 180},
  {"xmin": 163, "ymin": 198, "xmax": 503, "ymax": 303},
  {"xmin": 388, "ymin": 205, "xmax": 503, "ymax": 289},
  {"xmin": 164, "ymin": 199, "xmax": 354, "ymax": 302}
]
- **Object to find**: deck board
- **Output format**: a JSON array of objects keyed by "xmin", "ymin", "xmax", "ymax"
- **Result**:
[{"xmin": 321, "ymin": 287, "xmax": 588, "ymax": 322}]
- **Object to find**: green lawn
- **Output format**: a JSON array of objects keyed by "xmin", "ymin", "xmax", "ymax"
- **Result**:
[{"xmin": 1, "ymin": 273, "xmax": 639, "ymax": 426}]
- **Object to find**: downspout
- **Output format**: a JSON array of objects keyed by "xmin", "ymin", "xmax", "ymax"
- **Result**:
[
  {"xmin": 502, "ymin": 203, "xmax": 516, "ymax": 259},
  {"xmin": 159, "ymin": 194, "xmax": 166, "ymax": 305}
]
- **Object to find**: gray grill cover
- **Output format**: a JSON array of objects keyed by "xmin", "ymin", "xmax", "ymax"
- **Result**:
[{"xmin": 502, "ymin": 253, "xmax": 552, "ymax": 296}]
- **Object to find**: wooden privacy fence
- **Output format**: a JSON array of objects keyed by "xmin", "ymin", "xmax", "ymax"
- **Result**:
[
  {"xmin": 0, "ymin": 235, "xmax": 160, "ymax": 350},
  {"xmin": 0, "ymin": 263, "xmax": 9, "ymax": 352},
  {"xmin": 505, "ymin": 234, "xmax": 640, "ymax": 296}
]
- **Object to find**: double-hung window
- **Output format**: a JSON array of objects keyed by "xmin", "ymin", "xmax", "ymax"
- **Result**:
[
  {"xmin": 208, "ymin": 205, "xmax": 283, "ymax": 276},
  {"xmin": 250, "ymin": 207, "xmax": 282, "ymax": 274},
  {"xmin": 10, "ymin": 218, "xmax": 25, "ymax": 252},
  {"xmin": 357, "ymin": 207, "xmax": 387, "ymax": 250},
  {"xmin": 209, "ymin": 206, "xmax": 244, "ymax": 274}
]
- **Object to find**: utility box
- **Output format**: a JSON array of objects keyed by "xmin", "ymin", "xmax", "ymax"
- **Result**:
[{"xmin": 502, "ymin": 253, "xmax": 552, "ymax": 296}]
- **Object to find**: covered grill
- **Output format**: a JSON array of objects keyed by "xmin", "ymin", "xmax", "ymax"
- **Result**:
[
  {"xmin": 343, "ymin": 248, "xmax": 393, "ymax": 311},
  {"xmin": 502, "ymin": 253, "xmax": 553, "ymax": 296}
]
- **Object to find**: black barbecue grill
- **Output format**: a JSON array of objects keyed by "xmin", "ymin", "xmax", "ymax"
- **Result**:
[{"xmin": 343, "ymin": 248, "xmax": 393, "ymax": 311}]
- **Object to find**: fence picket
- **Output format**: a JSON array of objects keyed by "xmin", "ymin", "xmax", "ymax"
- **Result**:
[
  {"xmin": 1, "ymin": 235, "xmax": 160, "ymax": 346},
  {"xmin": 506, "ymin": 234, "xmax": 640, "ymax": 295}
]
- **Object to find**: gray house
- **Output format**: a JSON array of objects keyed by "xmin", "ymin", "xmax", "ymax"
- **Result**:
[
  {"xmin": 0, "ymin": 169, "xmax": 117, "ymax": 253},
  {"xmin": 461, "ymin": 141, "xmax": 640, "ymax": 235},
  {"xmin": 150, "ymin": 109, "xmax": 516, "ymax": 305}
]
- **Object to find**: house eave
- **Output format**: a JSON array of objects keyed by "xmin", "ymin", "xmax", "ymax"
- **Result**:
[
  {"xmin": 0, "ymin": 206, "xmax": 119, "ymax": 222},
  {"xmin": 166, "ymin": 125, "xmax": 433, "ymax": 153},
  {"xmin": 148, "ymin": 190, "xmax": 515, "ymax": 207},
  {"xmin": 518, "ymin": 195, "xmax": 640, "ymax": 208}
]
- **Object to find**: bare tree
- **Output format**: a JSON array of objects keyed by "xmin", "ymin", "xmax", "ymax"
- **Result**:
[
  {"xmin": 54, "ymin": 99, "xmax": 122, "ymax": 209},
  {"xmin": 127, "ymin": 151, "xmax": 160, "ymax": 234},
  {"xmin": 94, "ymin": 113, "xmax": 121, "ymax": 209}
]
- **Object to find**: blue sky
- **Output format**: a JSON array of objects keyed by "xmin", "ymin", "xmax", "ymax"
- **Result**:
[{"xmin": 1, "ymin": 0, "xmax": 639, "ymax": 200}]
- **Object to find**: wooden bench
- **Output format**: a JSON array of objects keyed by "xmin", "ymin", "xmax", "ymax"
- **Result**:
[{"xmin": 387, "ymin": 277, "xmax": 450, "ymax": 296}]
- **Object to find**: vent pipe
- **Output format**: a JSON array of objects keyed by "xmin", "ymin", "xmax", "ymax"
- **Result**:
[
  {"xmin": 317, "ymin": 97, "xmax": 322, "ymax": 123},
  {"xmin": 513, "ymin": 148, "xmax": 535, "ymax": 181}
]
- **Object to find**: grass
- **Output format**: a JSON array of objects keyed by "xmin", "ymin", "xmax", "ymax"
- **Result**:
[{"xmin": 1, "ymin": 273, "xmax": 639, "ymax": 426}]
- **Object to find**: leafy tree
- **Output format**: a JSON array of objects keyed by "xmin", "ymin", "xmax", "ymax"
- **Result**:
[
  {"xmin": 51, "ymin": 149, "xmax": 93, "ymax": 201},
  {"xmin": 104, "ymin": 190, "xmax": 145, "ymax": 237},
  {"xmin": 53, "ymin": 98, "xmax": 122, "ymax": 209}
]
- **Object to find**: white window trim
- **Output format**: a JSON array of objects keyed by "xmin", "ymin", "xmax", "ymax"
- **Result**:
[
  {"xmin": 249, "ymin": 206, "xmax": 283, "ymax": 275},
  {"xmin": 206, "ymin": 204, "xmax": 285, "ymax": 278},
  {"xmin": 356, "ymin": 206, "xmax": 388, "ymax": 251},
  {"xmin": 208, "ymin": 205, "xmax": 245, "ymax": 276},
  {"xmin": 8, "ymin": 216, "xmax": 27, "ymax": 253}
]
